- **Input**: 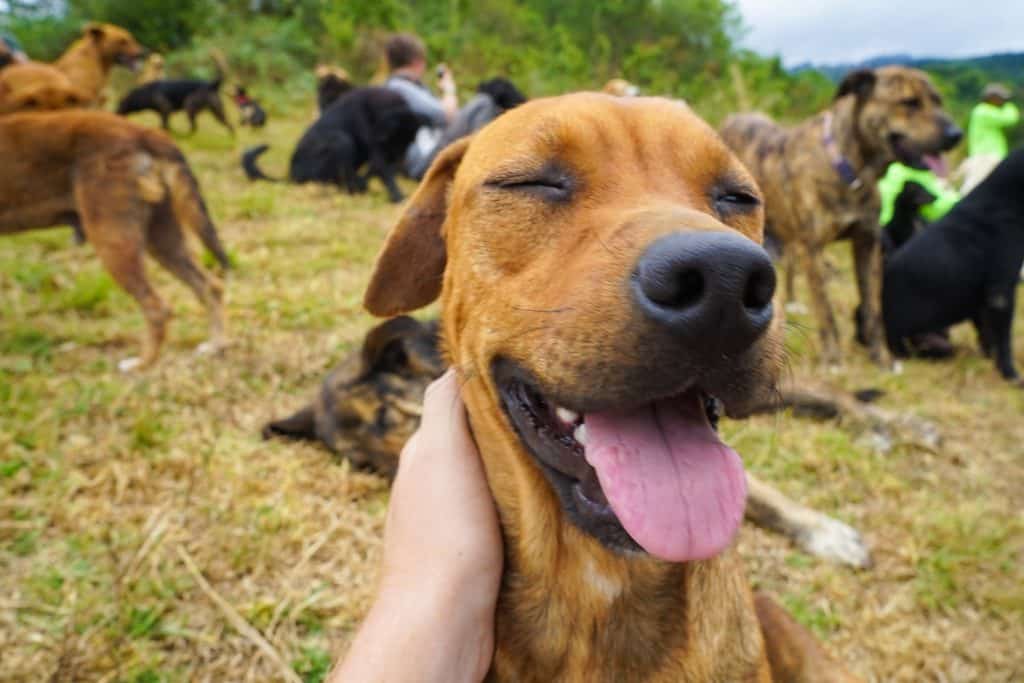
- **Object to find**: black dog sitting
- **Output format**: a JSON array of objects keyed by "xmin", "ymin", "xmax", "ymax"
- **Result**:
[
  {"xmin": 242, "ymin": 87, "xmax": 421, "ymax": 203},
  {"xmin": 117, "ymin": 71, "xmax": 234, "ymax": 135},
  {"xmin": 882, "ymin": 149, "xmax": 1024, "ymax": 383},
  {"xmin": 233, "ymin": 86, "xmax": 266, "ymax": 128}
]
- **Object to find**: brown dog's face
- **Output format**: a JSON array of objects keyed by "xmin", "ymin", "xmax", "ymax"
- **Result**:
[
  {"xmin": 367, "ymin": 94, "xmax": 782, "ymax": 562},
  {"xmin": 840, "ymin": 66, "xmax": 962, "ymax": 168},
  {"xmin": 86, "ymin": 23, "xmax": 145, "ymax": 69}
]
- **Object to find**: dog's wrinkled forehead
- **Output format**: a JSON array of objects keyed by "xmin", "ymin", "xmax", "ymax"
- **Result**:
[
  {"xmin": 457, "ymin": 94, "xmax": 751, "ymax": 195},
  {"xmin": 874, "ymin": 66, "xmax": 942, "ymax": 104}
]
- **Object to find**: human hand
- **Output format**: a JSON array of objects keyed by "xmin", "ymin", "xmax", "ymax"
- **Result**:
[
  {"xmin": 329, "ymin": 369, "xmax": 502, "ymax": 683},
  {"xmin": 378, "ymin": 367, "xmax": 502, "ymax": 614},
  {"xmin": 437, "ymin": 64, "xmax": 456, "ymax": 96}
]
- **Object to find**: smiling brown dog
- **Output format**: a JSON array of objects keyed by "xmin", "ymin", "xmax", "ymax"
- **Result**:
[
  {"xmin": 364, "ymin": 93, "xmax": 860, "ymax": 682},
  {"xmin": 721, "ymin": 67, "xmax": 961, "ymax": 366},
  {"xmin": 0, "ymin": 110, "xmax": 228, "ymax": 371}
]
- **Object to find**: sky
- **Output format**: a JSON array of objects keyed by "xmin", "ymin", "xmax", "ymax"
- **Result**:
[{"xmin": 733, "ymin": 0, "xmax": 1024, "ymax": 66}]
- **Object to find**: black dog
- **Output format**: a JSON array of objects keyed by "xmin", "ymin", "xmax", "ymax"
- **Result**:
[
  {"xmin": 242, "ymin": 87, "xmax": 421, "ymax": 203},
  {"xmin": 881, "ymin": 180, "xmax": 936, "ymax": 254},
  {"xmin": 233, "ymin": 86, "xmax": 266, "ymax": 128},
  {"xmin": 117, "ymin": 72, "xmax": 234, "ymax": 135},
  {"xmin": 882, "ymin": 149, "xmax": 1024, "ymax": 382}
]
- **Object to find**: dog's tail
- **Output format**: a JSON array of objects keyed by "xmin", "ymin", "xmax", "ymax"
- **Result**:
[
  {"xmin": 262, "ymin": 405, "xmax": 317, "ymax": 442},
  {"xmin": 208, "ymin": 47, "xmax": 230, "ymax": 90},
  {"xmin": 160, "ymin": 153, "xmax": 231, "ymax": 269},
  {"xmin": 242, "ymin": 144, "xmax": 281, "ymax": 182}
]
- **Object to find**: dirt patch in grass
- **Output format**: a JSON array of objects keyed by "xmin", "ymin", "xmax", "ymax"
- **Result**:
[{"xmin": 1, "ymin": 110, "xmax": 1022, "ymax": 682}]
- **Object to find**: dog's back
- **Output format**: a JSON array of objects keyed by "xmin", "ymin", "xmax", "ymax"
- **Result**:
[{"xmin": 117, "ymin": 78, "xmax": 221, "ymax": 114}]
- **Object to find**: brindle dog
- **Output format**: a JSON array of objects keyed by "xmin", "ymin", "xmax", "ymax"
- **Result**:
[
  {"xmin": 266, "ymin": 314, "xmax": 888, "ymax": 569},
  {"xmin": 721, "ymin": 67, "xmax": 961, "ymax": 366}
]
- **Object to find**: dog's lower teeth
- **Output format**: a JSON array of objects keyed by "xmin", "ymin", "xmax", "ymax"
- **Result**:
[
  {"xmin": 574, "ymin": 423, "xmax": 587, "ymax": 446},
  {"xmin": 556, "ymin": 406, "xmax": 580, "ymax": 425}
]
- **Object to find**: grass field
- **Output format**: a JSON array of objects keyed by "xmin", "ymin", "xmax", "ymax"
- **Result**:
[{"xmin": 1, "ymin": 107, "xmax": 1022, "ymax": 683}]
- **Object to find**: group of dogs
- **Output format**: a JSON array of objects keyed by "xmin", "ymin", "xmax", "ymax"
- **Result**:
[{"xmin": 2, "ymin": 22, "xmax": 1022, "ymax": 681}]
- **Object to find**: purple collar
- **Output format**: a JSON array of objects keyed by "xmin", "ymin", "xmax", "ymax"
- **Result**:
[{"xmin": 822, "ymin": 112, "xmax": 863, "ymax": 190}]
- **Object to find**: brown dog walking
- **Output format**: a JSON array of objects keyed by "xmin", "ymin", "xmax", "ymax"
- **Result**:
[{"xmin": 0, "ymin": 111, "xmax": 227, "ymax": 371}]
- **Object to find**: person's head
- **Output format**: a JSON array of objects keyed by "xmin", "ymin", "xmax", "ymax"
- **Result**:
[
  {"xmin": 982, "ymin": 83, "xmax": 1011, "ymax": 106},
  {"xmin": 386, "ymin": 33, "xmax": 427, "ymax": 77}
]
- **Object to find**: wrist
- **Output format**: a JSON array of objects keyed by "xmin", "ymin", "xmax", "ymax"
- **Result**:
[{"xmin": 373, "ymin": 583, "xmax": 494, "ymax": 681}]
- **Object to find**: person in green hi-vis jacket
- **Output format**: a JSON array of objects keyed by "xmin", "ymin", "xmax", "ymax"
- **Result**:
[
  {"xmin": 960, "ymin": 83, "xmax": 1019, "ymax": 194},
  {"xmin": 878, "ymin": 162, "xmax": 958, "ymax": 228}
]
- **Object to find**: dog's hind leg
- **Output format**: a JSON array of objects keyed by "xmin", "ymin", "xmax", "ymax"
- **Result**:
[
  {"xmin": 755, "ymin": 593, "xmax": 864, "ymax": 682},
  {"xmin": 74, "ymin": 171, "xmax": 169, "ymax": 371},
  {"xmin": 145, "ymin": 204, "xmax": 226, "ymax": 357},
  {"xmin": 745, "ymin": 473, "xmax": 871, "ymax": 568},
  {"xmin": 851, "ymin": 230, "xmax": 892, "ymax": 367}
]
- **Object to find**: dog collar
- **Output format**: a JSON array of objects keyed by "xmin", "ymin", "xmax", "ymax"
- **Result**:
[{"xmin": 822, "ymin": 112, "xmax": 863, "ymax": 190}]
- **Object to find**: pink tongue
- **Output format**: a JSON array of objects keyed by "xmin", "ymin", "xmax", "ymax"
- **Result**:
[
  {"xmin": 924, "ymin": 154, "xmax": 948, "ymax": 178},
  {"xmin": 584, "ymin": 397, "xmax": 747, "ymax": 563}
]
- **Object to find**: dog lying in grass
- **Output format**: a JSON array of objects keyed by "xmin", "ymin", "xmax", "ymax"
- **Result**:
[
  {"xmin": 0, "ymin": 110, "xmax": 229, "ymax": 371},
  {"xmin": 264, "ymin": 315, "xmax": 880, "ymax": 569},
  {"xmin": 117, "ymin": 71, "xmax": 234, "ymax": 135},
  {"xmin": 882, "ymin": 149, "xmax": 1024, "ymax": 383},
  {"xmin": 242, "ymin": 87, "xmax": 421, "ymax": 203}
]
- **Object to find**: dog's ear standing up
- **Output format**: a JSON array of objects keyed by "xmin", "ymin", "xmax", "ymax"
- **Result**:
[
  {"xmin": 364, "ymin": 137, "xmax": 472, "ymax": 317},
  {"xmin": 835, "ymin": 68, "xmax": 877, "ymax": 101},
  {"xmin": 84, "ymin": 22, "xmax": 105, "ymax": 42}
]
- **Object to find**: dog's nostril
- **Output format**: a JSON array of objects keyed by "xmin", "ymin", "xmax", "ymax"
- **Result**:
[
  {"xmin": 670, "ymin": 268, "xmax": 704, "ymax": 309},
  {"xmin": 743, "ymin": 266, "xmax": 776, "ymax": 311}
]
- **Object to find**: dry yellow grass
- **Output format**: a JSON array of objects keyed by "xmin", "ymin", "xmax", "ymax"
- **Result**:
[{"xmin": 1, "ymin": 109, "xmax": 1022, "ymax": 682}]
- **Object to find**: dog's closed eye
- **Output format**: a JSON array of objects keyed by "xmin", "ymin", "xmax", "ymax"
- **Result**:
[
  {"xmin": 712, "ymin": 187, "xmax": 761, "ymax": 218},
  {"xmin": 485, "ymin": 163, "xmax": 576, "ymax": 203}
]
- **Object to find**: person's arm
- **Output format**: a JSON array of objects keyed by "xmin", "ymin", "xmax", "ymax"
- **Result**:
[
  {"xmin": 329, "ymin": 370, "xmax": 502, "ymax": 683},
  {"xmin": 388, "ymin": 77, "xmax": 449, "ymax": 128},
  {"xmin": 976, "ymin": 102, "xmax": 1020, "ymax": 128},
  {"xmin": 437, "ymin": 65, "xmax": 458, "ymax": 123},
  {"xmin": 877, "ymin": 163, "xmax": 908, "ymax": 226}
]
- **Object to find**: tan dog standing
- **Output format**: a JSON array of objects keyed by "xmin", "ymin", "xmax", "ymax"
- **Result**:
[
  {"xmin": 0, "ymin": 110, "xmax": 227, "ymax": 370},
  {"xmin": 721, "ymin": 67, "xmax": 961, "ymax": 366},
  {"xmin": 54, "ymin": 22, "xmax": 145, "ymax": 104},
  {"xmin": 364, "ymin": 93, "xmax": 860, "ymax": 681}
]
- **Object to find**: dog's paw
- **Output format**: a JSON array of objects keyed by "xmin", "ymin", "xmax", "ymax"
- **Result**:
[
  {"xmin": 798, "ymin": 515, "xmax": 873, "ymax": 569},
  {"xmin": 784, "ymin": 301, "xmax": 809, "ymax": 315},
  {"xmin": 195, "ymin": 340, "xmax": 225, "ymax": 356},
  {"xmin": 118, "ymin": 357, "xmax": 143, "ymax": 373}
]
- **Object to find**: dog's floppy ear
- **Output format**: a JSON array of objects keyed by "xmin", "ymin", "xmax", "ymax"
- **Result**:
[
  {"xmin": 835, "ymin": 69, "xmax": 877, "ymax": 101},
  {"xmin": 361, "ymin": 315, "xmax": 424, "ymax": 374},
  {"xmin": 364, "ymin": 137, "xmax": 472, "ymax": 317}
]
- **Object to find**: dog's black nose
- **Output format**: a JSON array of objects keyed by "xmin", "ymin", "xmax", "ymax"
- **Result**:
[
  {"xmin": 632, "ymin": 231, "xmax": 776, "ymax": 352},
  {"xmin": 943, "ymin": 123, "xmax": 963, "ymax": 149}
]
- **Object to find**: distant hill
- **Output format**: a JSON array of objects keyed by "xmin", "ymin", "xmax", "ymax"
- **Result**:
[{"xmin": 792, "ymin": 52, "xmax": 1024, "ymax": 88}]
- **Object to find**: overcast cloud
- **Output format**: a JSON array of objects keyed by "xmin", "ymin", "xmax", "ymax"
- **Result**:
[{"xmin": 733, "ymin": 0, "xmax": 1024, "ymax": 66}]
